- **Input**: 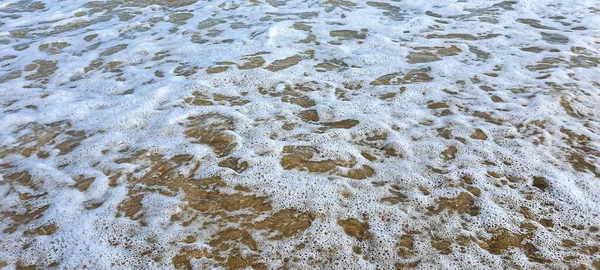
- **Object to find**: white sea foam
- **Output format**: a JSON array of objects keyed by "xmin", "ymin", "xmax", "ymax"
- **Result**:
[{"xmin": 1, "ymin": 0, "xmax": 600, "ymax": 268}]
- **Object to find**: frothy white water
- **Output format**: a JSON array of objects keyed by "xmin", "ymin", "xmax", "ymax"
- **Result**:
[{"xmin": 1, "ymin": 0, "xmax": 600, "ymax": 268}]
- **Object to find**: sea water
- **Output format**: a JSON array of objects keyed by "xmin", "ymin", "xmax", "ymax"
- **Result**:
[{"xmin": 1, "ymin": 0, "xmax": 600, "ymax": 268}]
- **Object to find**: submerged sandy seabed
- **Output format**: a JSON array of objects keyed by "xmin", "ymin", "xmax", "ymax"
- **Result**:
[{"xmin": 1, "ymin": 0, "xmax": 600, "ymax": 268}]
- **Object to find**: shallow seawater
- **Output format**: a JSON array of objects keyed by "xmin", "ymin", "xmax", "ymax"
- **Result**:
[{"xmin": 1, "ymin": 0, "xmax": 600, "ymax": 268}]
